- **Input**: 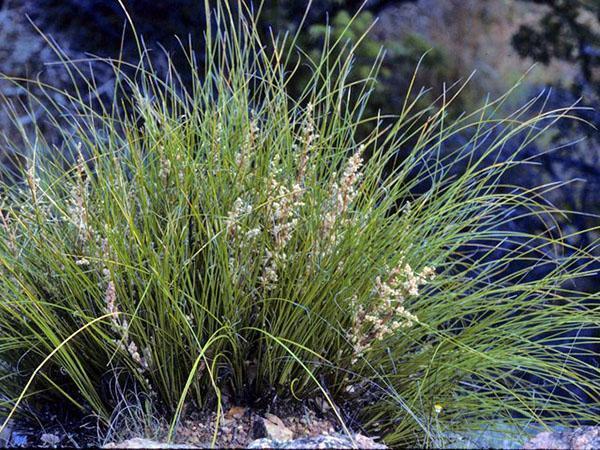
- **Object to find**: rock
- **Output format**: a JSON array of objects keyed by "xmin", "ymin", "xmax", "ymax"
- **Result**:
[
  {"xmin": 524, "ymin": 427, "xmax": 600, "ymax": 450},
  {"xmin": 314, "ymin": 397, "xmax": 332, "ymax": 413},
  {"xmin": 40, "ymin": 433, "xmax": 61, "ymax": 446},
  {"xmin": 247, "ymin": 433, "xmax": 387, "ymax": 449},
  {"xmin": 525, "ymin": 431, "xmax": 571, "ymax": 450},
  {"xmin": 252, "ymin": 414, "xmax": 294, "ymax": 442},
  {"xmin": 103, "ymin": 438, "xmax": 199, "ymax": 449},
  {"xmin": 225, "ymin": 406, "xmax": 248, "ymax": 420},
  {"xmin": 353, "ymin": 434, "xmax": 388, "ymax": 449}
]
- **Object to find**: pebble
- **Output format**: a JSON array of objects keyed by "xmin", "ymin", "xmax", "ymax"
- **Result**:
[{"xmin": 40, "ymin": 433, "xmax": 61, "ymax": 446}]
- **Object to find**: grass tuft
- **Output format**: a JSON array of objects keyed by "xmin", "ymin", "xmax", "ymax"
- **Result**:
[{"xmin": 0, "ymin": 2, "xmax": 598, "ymax": 446}]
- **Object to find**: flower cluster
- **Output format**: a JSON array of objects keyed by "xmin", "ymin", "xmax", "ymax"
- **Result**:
[
  {"xmin": 235, "ymin": 117, "xmax": 259, "ymax": 171},
  {"xmin": 212, "ymin": 121, "xmax": 223, "ymax": 165},
  {"xmin": 68, "ymin": 150, "xmax": 93, "ymax": 244},
  {"xmin": 101, "ymin": 238, "xmax": 151, "ymax": 372},
  {"xmin": 225, "ymin": 110, "xmax": 310, "ymax": 293},
  {"xmin": 159, "ymin": 153, "xmax": 171, "ymax": 186},
  {"xmin": 225, "ymin": 198, "xmax": 253, "ymax": 237},
  {"xmin": 320, "ymin": 146, "xmax": 364, "ymax": 251},
  {"xmin": 0, "ymin": 209, "xmax": 17, "ymax": 256},
  {"xmin": 268, "ymin": 178, "xmax": 304, "ymax": 249},
  {"xmin": 295, "ymin": 103, "xmax": 318, "ymax": 183},
  {"xmin": 25, "ymin": 164, "xmax": 40, "ymax": 207},
  {"xmin": 224, "ymin": 197, "xmax": 260, "ymax": 286},
  {"xmin": 350, "ymin": 261, "xmax": 436, "ymax": 362},
  {"xmin": 259, "ymin": 176, "xmax": 305, "ymax": 290},
  {"xmin": 224, "ymin": 111, "xmax": 366, "ymax": 297}
]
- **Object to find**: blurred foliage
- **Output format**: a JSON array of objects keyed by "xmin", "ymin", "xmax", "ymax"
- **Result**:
[
  {"xmin": 304, "ymin": 10, "xmax": 462, "ymax": 116},
  {"xmin": 511, "ymin": 0, "xmax": 600, "ymax": 257},
  {"xmin": 512, "ymin": 0, "xmax": 599, "ymax": 99},
  {"xmin": 512, "ymin": 0, "xmax": 599, "ymax": 145},
  {"xmin": 25, "ymin": 1, "xmax": 462, "ymax": 113},
  {"xmin": 9, "ymin": 0, "xmax": 600, "ymax": 259},
  {"xmin": 29, "ymin": 0, "xmax": 205, "ymax": 54}
]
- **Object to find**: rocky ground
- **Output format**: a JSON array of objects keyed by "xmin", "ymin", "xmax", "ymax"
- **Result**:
[
  {"xmin": 524, "ymin": 426, "xmax": 600, "ymax": 450},
  {"xmin": 1, "ymin": 403, "xmax": 386, "ymax": 448},
  {"xmin": 103, "ymin": 425, "xmax": 600, "ymax": 449},
  {"xmin": 3, "ymin": 404, "xmax": 599, "ymax": 449}
]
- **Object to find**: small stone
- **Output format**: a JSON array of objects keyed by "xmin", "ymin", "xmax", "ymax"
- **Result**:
[
  {"xmin": 226, "ymin": 406, "xmax": 248, "ymax": 420},
  {"xmin": 355, "ymin": 434, "xmax": 387, "ymax": 449},
  {"xmin": 314, "ymin": 397, "xmax": 331, "ymax": 413},
  {"xmin": 40, "ymin": 433, "xmax": 61, "ymax": 446},
  {"xmin": 264, "ymin": 414, "xmax": 286, "ymax": 428},
  {"xmin": 253, "ymin": 414, "xmax": 294, "ymax": 442}
]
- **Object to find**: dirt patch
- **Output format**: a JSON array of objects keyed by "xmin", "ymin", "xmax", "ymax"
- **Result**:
[{"xmin": 172, "ymin": 404, "xmax": 339, "ymax": 448}]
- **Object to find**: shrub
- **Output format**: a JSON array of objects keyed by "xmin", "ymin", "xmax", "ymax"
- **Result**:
[{"xmin": 0, "ymin": 2, "xmax": 598, "ymax": 447}]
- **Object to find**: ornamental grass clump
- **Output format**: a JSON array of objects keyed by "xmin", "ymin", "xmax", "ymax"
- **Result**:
[{"xmin": 0, "ymin": 3, "xmax": 598, "ymax": 447}]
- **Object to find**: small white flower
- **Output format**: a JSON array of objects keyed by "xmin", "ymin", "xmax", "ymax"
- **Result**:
[
  {"xmin": 349, "ymin": 259, "xmax": 434, "ymax": 362},
  {"xmin": 245, "ymin": 227, "xmax": 262, "ymax": 239}
]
